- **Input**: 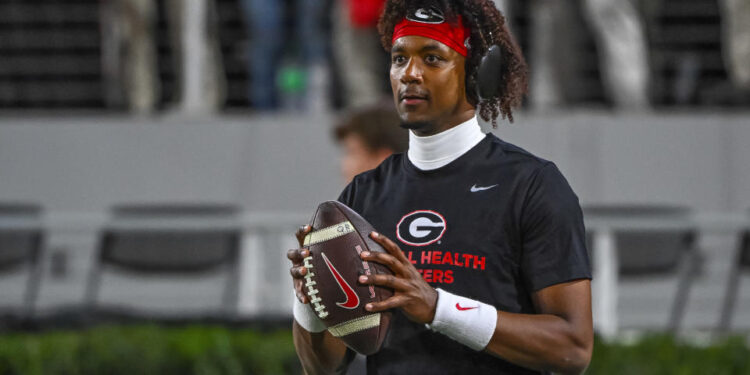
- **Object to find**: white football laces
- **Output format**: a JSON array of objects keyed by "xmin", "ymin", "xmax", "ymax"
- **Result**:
[{"xmin": 303, "ymin": 255, "xmax": 328, "ymax": 319}]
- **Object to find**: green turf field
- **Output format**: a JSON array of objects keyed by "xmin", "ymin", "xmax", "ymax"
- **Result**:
[{"xmin": 0, "ymin": 325, "xmax": 748, "ymax": 374}]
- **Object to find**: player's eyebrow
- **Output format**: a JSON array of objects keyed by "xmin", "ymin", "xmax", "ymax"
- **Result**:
[
  {"xmin": 391, "ymin": 42, "xmax": 447, "ymax": 54},
  {"xmin": 419, "ymin": 43, "xmax": 445, "ymax": 53}
]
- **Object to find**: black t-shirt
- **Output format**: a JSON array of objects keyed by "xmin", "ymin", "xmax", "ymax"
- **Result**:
[{"xmin": 338, "ymin": 133, "xmax": 591, "ymax": 375}]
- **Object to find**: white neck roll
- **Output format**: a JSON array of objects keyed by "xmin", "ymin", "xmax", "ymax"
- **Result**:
[{"xmin": 407, "ymin": 116, "xmax": 485, "ymax": 171}]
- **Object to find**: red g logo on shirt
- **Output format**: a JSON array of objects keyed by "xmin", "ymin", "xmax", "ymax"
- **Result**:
[{"xmin": 396, "ymin": 210, "xmax": 447, "ymax": 246}]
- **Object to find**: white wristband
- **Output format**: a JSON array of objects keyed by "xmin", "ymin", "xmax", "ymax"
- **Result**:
[
  {"xmin": 293, "ymin": 295, "xmax": 327, "ymax": 333},
  {"xmin": 426, "ymin": 288, "xmax": 498, "ymax": 351}
]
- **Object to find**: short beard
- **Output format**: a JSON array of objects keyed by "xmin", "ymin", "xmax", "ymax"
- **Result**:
[{"xmin": 399, "ymin": 121, "xmax": 435, "ymax": 132}]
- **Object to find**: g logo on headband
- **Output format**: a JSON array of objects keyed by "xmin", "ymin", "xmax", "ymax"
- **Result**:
[{"xmin": 407, "ymin": 7, "xmax": 445, "ymax": 24}]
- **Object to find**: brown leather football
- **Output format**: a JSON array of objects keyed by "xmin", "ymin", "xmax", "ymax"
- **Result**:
[{"xmin": 301, "ymin": 200, "xmax": 393, "ymax": 355}]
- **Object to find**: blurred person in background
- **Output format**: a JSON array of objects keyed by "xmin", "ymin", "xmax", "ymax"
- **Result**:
[
  {"xmin": 581, "ymin": 0, "xmax": 650, "ymax": 108},
  {"xmin": 241, "ymin": 0, "xmax": 328, "ymax": 111},
  {"xmin": 529, "ymin": 0, "xmax": 650, "ymax": 110},
  {"xmin": 720, "ymin": 0, "xmax": 750, "ymax": 92},
  {"xmin": 332, "ymin": 0, "xmax": 391, "ymax": 109},
  {"xmin": 332, "ymin": 105, "xmax": 408, "ymax": 183},
  {"xmin": 101, "ymin": 0, "xmax": 226, "ymax": 115},
  {"xmin": 466, "ymin": 0, "xmax": 650, "ymax": 110}
]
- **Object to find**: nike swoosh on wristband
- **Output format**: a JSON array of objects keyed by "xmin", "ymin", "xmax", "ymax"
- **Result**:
[
  {"xmin": 470, "ymin": 184, "xmax": 498, "ymax": 192},
  {"xmin": 322, "ymin": 252, "xmax": 360, "ymax": 309},
  {"xmin": 455, "ymin": 303, "xmax": 479, "ymax": 311}
]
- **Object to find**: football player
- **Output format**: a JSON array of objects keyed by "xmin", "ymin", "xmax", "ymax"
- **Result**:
[
  {"xmin": 333, "ymin": 105, "xmax": 408, "ymax": 183},
  {"xmin": 288, "ymin": 0, "xmax": 593, "ymax": 373}
]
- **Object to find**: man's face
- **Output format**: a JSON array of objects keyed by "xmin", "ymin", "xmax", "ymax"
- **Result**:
[
  {"xmin": 390, "ymin": 35, "xmax": 474, "ymax": 136},
  {"xmin": 340, "ymin": 134, "xmax": 393, "ymax": 183}
]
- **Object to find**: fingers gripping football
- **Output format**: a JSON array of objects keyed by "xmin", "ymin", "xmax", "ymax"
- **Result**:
[
  {"xmin": 288, "ymin": 225, "xmax": 312, "ymax": 304},
  {"xmin": 358, "ymin": 232, "xmax": 438, "ymax": 324}
]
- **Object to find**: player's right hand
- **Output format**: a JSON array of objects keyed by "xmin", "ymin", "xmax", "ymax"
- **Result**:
[{"xmin": 288, "ymin": 225, "xmax": 312, "ymax": 304}]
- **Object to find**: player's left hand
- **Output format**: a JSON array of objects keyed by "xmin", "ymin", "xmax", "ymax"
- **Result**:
[{"xmin": 357, "ymin": 231, "xmax": 438, "ymax": 324}]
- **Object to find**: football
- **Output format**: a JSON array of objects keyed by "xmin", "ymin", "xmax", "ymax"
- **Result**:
[{"xmin": 301, "ymin": 200, "xmax": 393, "ymax": 355}]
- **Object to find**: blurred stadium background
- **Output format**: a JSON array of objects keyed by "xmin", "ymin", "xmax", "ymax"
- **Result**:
[{"xmin": 0, "ymin": 0, "xmax": 749, "ymax": 373}]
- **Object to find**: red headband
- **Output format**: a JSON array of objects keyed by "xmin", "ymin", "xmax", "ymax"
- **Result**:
[{"xmin": 392, "ymin": 14, "xmax": 470, "ymax": 57}]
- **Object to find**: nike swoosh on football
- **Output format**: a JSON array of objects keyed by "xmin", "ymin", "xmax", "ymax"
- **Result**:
[
  {"xmin": 322, "ymin": 252, "xmax": 360, "ymax": 309},
  {"xmin": 455, "ymin": 303, "xmax": 479, "ymax": 311},
  {"xmin": 470, "ymin": 184, "xmax": 498, "ymax": 192}
]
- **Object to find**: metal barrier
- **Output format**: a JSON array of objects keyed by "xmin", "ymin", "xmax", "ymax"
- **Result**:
[
  {"xmin": 2, "ymin": 209, "xmax": 749, "ymax": 335},
  {"xmin": 0, "ymin": 211, "xmax": 310, "ymax": 321}
]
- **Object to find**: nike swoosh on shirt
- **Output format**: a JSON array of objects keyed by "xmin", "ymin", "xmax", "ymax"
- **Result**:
[
  {"xmin": 322, "ymin": 252, "xmax": 360, "ymax": 309},
  {"xmin": 470, "ymin": 184, "xmax": 498, "ymax": 192},
  {"xmin": 455, "ymin": 303, "xmax": 479, "ymax": 311}
]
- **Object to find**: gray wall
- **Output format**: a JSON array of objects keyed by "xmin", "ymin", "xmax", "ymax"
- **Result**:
[
  {"xmin": 0, "ymin": 113, "xmax": 341, "ymax": 214},
  {"xmin": 1, "ymin": 111, "xmax": 748, "ymax": 213},
  {"xmin": 489, "ymin": 111, "xmax": 750, "ymax": 211}
]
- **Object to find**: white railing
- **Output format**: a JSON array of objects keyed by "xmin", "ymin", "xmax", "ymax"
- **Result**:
[
  {"xmin": 1, "ymin": 210, "xmax": 749, "ymax": 333},
  {"xmin": 0, "ymin": 211, "xmax": 311, "ymax": 318}
]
